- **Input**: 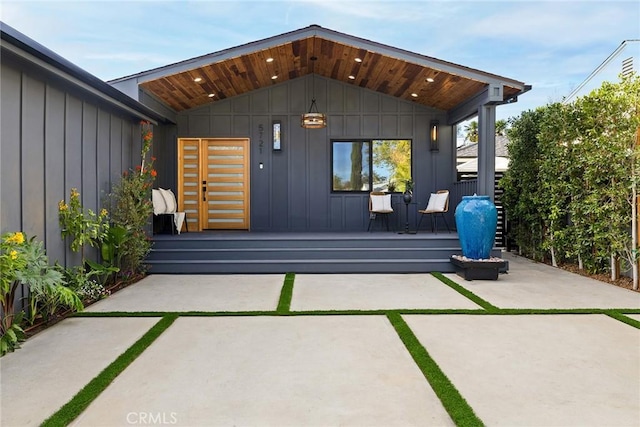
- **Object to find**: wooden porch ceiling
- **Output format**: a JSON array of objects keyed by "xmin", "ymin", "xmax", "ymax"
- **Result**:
[{"xmin": 138, "ymin": 30, "xmax": 525, "ymax": 113}]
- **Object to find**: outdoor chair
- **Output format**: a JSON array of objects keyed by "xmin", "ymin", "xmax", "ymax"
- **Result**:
[
  {"xmin": 416, "ymin": 190, "xmax": 451, "ymax": 233},
  {"xmin": 367, "ymin": 191, "xmax": 393, "ymax": 231},
  {"xmin": 152, "ymin": 188, "xmax": 188, "ymax": 234}
]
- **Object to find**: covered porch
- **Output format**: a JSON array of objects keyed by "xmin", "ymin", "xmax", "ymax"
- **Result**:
[{"xmin": 112, "ymin": 24, "xmax": 529, "ymax": 237}]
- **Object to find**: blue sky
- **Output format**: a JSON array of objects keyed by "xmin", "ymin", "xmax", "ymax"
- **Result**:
[{"xmin": 2, "ymin": 0, "xmax": 639, "ymax": 121}]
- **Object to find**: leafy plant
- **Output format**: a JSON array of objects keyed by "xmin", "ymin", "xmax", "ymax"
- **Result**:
[
  {"xmin": 1, "ymin": 232, "xmax": 83, "ymax": 356},
  {"xmin": 100, "ymin": 225, "xmax": 128, "ymax": 268},
  {"xmin": 405, "ymin": 179, "xmax": 414, "ymax": 194},
  {"xmin": 58, "ymin": 188, "xmax": 109, "ymax": 256},
  {"xmin": 62, "ymin": 264, "xmax": 111, "ymax": 303},
  {"xmin": 1, "ymin": 312, "xmax": 25, "ymax": 356}
]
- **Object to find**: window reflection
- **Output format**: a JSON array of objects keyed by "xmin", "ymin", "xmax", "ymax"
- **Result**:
[{"xmin": 332, "ymin": 140, "xmax": 411, "ymax": 192}]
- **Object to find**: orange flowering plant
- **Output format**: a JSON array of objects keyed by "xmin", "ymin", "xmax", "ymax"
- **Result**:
[{"xmin": 108, "ymin": 121, "xmax": 157, "ymax": 276}]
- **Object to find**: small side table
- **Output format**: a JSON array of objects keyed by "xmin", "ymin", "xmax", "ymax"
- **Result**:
[{"xmin": 398, "ymin": 192, "xmax": 416, "ymax": 234}]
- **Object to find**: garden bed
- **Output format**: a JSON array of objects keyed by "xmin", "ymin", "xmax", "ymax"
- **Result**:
[
  {"xmin": 24, "ymin": 273, "xmax": 146, "ymax": 339},
  {"xmin": 557, "ymin": 263, "xmax": 638, "ymax": 293}
]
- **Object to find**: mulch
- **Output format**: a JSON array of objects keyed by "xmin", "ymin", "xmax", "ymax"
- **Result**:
[
  {"xmin": 557, "ymin": 263, "xmax": 638, "ymax": 293},
  {"xmin": 24, "ymin": 273, "xmax": 146, "ymax": 338}
]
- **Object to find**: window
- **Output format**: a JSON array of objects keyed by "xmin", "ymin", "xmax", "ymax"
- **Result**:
[{"xmin": 331, "ymin": 139, "xmax": 412, "ymax": 192}]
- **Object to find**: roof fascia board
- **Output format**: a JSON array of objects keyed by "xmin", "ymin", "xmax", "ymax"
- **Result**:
[
  {"xmin": 109, "ymin": 26, "xmax": 326, "ymax": 84},
  {"xmin": 314, "ymin": 26, "xmax": 527, "ymax": 88},
  {"xmin": 447, "ymin": 83, "xmax": 531, "ymax": 124},
  {"xmin": 1, "ymin": 22, "xmax": 169, "ymax": 124},
  {"xmin": 110, "ymin": 25, "xmax": 527, "ymax": 90},
  {"xmin": 3, "ymin": 42, "xmax": 161, "ymax": 124}
]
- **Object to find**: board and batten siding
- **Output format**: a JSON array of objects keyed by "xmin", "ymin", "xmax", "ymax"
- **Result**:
[
  {"xmin": 168, "ymin": 74, "xmax": 455, "ymax": 231},
  {"xmin": 0, "ymin": 54, "xmax": 142, "ymax": 270}
]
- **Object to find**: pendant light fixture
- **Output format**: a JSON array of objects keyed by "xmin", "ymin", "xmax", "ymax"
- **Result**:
[{"xmin": 301, "ymin": 56, "xmax": 327, "ymax": 129}]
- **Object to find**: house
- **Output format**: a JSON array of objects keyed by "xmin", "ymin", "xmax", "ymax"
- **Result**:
[
  {"xmin": 109, "ymin": 24, "xmax": 529, "ymax": 233},
  {"xmin": 564, "ymin": 39, "xmax": 639, "ymax": 103},
  {"xmin": 456, "ymin": 135, "xmax": 510, "ymax": 181},
  {"xmin": 0, "ymin": 22, "xmax": 167, "ymax": 268},
  {"xmin": 1, "ymin": 22, "xmax": 529, "ymax": 272}
]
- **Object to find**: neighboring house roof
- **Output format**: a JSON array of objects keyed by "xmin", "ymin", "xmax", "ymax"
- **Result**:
[
  {"xmin": 110, "ymin": 24, "xmax": 530, "ymax": 114},
  {"xmin": 0, "ymin": 22, "xmax": 169, "ymax": 124},
  {"xmin": 456, "ymin": 135, "xmax": 510, "ymax": 158},
  {"xmin": 458, "ymin": 157, "xmax": 510, "ymax": 173}
]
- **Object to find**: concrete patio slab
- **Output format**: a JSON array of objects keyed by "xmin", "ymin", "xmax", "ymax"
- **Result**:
[
  {"xmin": 86, "ymin": 274, "xmax": 284, "ymax": 312},
  {"xmin": 628, "ymin": 314, "xmax": 640, "ymax": 322},
  {"xmin": 1, "ymin": 317, "xmax": 159, "ymax": 427},
  {"xmin": 445, "ymin": 252, "xmax": 640, "ymax": 309},
  {"xmin": 404, "ymin": 314, "xmax": 640, "ymax": 427},
  {"xmin": 72, "ymin": 316, "xmax": 453, "ymax": 427},
  {"xmin": 291, "ymin": 274, "xmax": 481, "ymax": 311}
]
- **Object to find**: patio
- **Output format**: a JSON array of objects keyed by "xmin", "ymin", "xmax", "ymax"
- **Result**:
[{"xmin": 2, "ymin": 252, "xmax": 639, "ymax": 426}]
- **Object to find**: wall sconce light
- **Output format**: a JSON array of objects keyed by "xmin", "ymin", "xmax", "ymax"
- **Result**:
[
  {"xmin": 430, "ymin": 120, "xmax": 439, "ymax": 152},
  {"xmin": 273, "ymin": 120, "xmax": 282, "ymax": 151}
]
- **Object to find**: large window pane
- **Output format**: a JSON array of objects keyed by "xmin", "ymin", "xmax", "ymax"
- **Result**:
[
  {"xmin": 332, "ymin": 142, "xmax": 370, "ymax": 191},
  {"xmin": 332, "ymin": 139, "xmax": 410, "ymax": 192},
  {"xmin": 372, "ymin": 139, "xmax": 411, "ymax": 192}
]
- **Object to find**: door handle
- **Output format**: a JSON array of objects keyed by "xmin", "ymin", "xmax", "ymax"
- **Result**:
[{"xmin": 202, "ymin": 180, "xmax": 207, "ymax": 201}]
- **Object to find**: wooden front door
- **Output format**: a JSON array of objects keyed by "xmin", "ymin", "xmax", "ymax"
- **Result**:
[{"xmin": 178, "ymin": 138, "xmax": 250, "ymax": 231}]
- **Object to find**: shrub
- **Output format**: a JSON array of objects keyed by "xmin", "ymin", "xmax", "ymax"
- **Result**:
[{"xmin": 108, "ymin": 121, "xmax": 157, "ymax": 277}]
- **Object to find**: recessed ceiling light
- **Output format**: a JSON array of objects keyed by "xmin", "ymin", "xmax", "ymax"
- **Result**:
[
  {"xmin": 271, "ymin": 75, "xmax": 278, "ymax": 80},
  {"xmin": 208, "ymin": 93, "xmax": 215, "ymax": 98},
  {"xmin": 426, "ymin": 77, "xmax": 435, "ymax": 83},
  {"xmin": 266, "ymin": 57, "xmax": 274, "ymax": 63},
  {"xmin": 411, "ymin": 93, "xmax": 418, "ymax": 98},
  {"xmin": 193, "ymin": 77, "xmax": 203, "ymax": 83},
  {"xmin": 348, "ymin": 75, "xmax": 355, "ymax": 80},
  {"xmin": 354, "ymin": 58, "xmax": 362, "ymax": 63}
]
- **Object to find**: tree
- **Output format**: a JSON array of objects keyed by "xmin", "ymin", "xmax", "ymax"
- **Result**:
[
  {"xmin": 464, "ymin": 121, "xmax": 478, "ymax": 143},
  {"xmin": 496, "ymin": 119, "xmax": 508, "ymax": 136},
  {"xmin": 501, "ymin": 73, "xmax": 640, "ymax": 289},
  {"xmin": 372, "ymin": 140, "xmax": 411, "ymax": 191},
  {"xmin": 500, "ymin": 109, "xmax": 547, "ymax": 260}
]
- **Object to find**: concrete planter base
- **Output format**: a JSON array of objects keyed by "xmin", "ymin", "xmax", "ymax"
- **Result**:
[{"xmin": 450, "ymin": 256, "xmax": 508, "ymax": 281}]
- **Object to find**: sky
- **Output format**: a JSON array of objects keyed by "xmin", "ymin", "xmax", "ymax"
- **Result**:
[{"xmin": 2, "ymin": 0, "xmax": 639, "ymax": 122}]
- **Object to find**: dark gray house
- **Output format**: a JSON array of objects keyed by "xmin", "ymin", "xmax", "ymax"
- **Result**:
[
  {"xmin": 0, "ymin": 22, "xmax": 167, "ymax": 267},
  {"xmin": 1, "ymin": 23, "xmax": 530, "ymax": 273},
  {"xmin": 110, "ymin": 25, "xmax": 529, "ymax": 233}
]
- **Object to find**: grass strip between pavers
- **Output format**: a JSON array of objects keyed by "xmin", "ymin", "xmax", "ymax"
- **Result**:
[
  {"xmin": 387, "ymin": 311, "xmax": 484, "ymax": 427},
  {"xmin": 431, "ymin": 272, "xmax": 499, "ymax": 312},
  {"xmin": 277, "ymin": 272, "xmax": 295, "ymax": 313},
  {"xmin": 41, "ymin": 314, "xmax": 179, "ymax": 427},
  {"xmin": 605, "ymin": 311, "xmax": 640, "ymax": 329},
  {"xmin": 72, "ymin": 308, "xmax": 639, "ymax": 317}
]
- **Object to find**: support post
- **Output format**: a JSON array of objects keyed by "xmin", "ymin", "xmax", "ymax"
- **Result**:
[{"xmin": 477, "ymin": 105, "xmax": 496, "ymax": 200}]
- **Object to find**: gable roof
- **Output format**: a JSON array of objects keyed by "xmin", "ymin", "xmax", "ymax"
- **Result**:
[
  {"xmin": 457, "ymin": 135, "xmax": 510, "ymax": 158},
  {"xmin": 111, "ymin": 25, "xmax": 529, "ymax": 114}
]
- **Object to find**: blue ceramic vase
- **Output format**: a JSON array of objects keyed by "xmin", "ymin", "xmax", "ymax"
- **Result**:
[{"xmin": 454, "ymin": 195, "xmax": 497, "ymax": 259}]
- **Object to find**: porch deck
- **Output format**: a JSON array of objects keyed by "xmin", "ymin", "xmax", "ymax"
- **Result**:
[{"xmin": 147, "ymin": 231, "xmax": 484, "ymax": 274}]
